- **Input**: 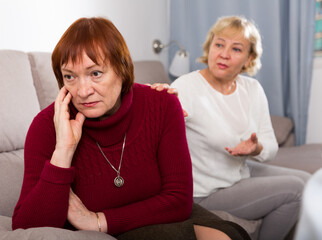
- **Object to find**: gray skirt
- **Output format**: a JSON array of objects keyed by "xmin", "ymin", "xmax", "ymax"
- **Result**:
[{"xmin": 116, "ymin": 203, "xmax": 250, "ymax": 240}]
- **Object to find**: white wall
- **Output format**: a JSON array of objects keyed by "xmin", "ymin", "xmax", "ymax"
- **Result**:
[
  {"xmin": 306, "ymin": 57, "xmax": 322, "ymax": 143},
  {"xmin": 0, "ymin": 0, "xmax": 170, "ymax": 65},
  {"xmin": 1, "ymin": 0, "xmax": 320, "ymax": 143}
]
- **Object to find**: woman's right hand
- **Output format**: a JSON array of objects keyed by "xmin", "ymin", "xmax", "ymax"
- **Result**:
[
  {"xmin": 51, "ymin": 87, "xmax": 85, "ymax": 168},
  {"xmin": 148, "ymin": 83, "xmax": 188, "ymax": 117}
]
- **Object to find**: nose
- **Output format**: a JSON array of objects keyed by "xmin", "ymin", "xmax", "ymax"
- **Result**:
[
  {"xmin": 220, "ymin": 47, "xmax": 230, "ymax": 59},
  {"xmin": 77, "ymin": 77, "xmax": 94, "ymax": 98}
]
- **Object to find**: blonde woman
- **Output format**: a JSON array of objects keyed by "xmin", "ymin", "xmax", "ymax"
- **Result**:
[{"xmin": 168, "ymin": 16, "xmax": 311, "ymax": 240}]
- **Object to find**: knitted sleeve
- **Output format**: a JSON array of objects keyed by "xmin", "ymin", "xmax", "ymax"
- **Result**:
[{"xmin": 12, "ymin": 104, "xmax": 74, "ymax": 230}]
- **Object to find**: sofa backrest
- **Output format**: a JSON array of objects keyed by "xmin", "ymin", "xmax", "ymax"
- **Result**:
[
  {"xmin": 0, "ymin": 50, "xmax": 41, "ymax": 217},
  {"xmin": 0, "ymin": 50, "xmax": 40, "ymax": 152},
  {"xmin": 133, "ymin": 60, "xmax": 171, "ymax": 85},
  {"xmin": 0, "ymin": 149, "xmax": 24, "ymax": 217},
  {"xmin": 28, "ymin": 52, "xmax": 59, "ymax": 110},
  {"xmin": 270, "ymin": 115, "xmax": 295, "ymax": 147}
]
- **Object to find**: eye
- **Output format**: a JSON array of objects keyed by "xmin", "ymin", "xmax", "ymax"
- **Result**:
[
  {"xmin": 91, "ymin": 71, "xmax": 103, "ymax": 78},
  {"xmin": 63, "ymin": 74, "xmax": 74, "ymax": 81},
  {"xmin": 215, "ymin": 43, "xmax": 223, "ymax": 48},
  {"xmin": 233, "ymin": 48, "xmax": 242, "ymax": 52}
]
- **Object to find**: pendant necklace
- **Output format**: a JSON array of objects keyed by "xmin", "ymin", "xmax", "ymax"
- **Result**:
[{"xmin": 96, "ymin": 134, "xmax": 126, "ymax": 187}]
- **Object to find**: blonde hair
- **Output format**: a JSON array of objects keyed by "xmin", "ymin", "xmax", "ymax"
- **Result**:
[{"xmin": 198, "ymin": 16, "xmax": 262, "ymax": 76}]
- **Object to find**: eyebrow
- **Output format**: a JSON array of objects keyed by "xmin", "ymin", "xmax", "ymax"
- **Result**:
[
  {"xmin": 61, "ymin": 63, "xmax": 99, "ymax": 72},
  {"xmin": 216, "ymin": 37, "xmax": 245, "ymax": 47}
]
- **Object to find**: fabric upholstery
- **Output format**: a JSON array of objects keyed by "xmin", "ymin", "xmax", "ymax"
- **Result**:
[
  {"xmin": 133, "ymin": 60, "xmax": 171, "ymax": 85},
  {"xmin": 269, "ymin": 144, "xmax": 322, "ymax": 174},
  {"xmin": 0, "ymin": 215, "xmax": 117, "ymax": 240},
  {"xmin": 270, "ymin": 115, "xmax": 294, "ymax": 146},
  {"xmin": 281, "ymin": 133, "xmax": 295, "ymax": 147},
  {"xmin": 0, "ymin": 50, "xmax": 40, "ymax": 152},
  {"xmin": 28, "ymin": 52, "xmax": 58, "ymax": 110},
  {"xmin": 0, "ymin": 149, "xmax": 24, "ymax": 217}
]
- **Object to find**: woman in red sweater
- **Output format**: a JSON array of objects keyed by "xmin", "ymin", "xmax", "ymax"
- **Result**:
[{"xmin": 12, "ymin": 17, "xmax": 249, "ymax": 240}]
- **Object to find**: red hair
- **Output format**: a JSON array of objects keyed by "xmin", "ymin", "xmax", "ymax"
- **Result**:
[{"xmin": 52, "ymin": 17, "xmax": 134, "ymax": 94}]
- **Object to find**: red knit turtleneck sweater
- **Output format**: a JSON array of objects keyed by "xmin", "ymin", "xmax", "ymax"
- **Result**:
[{"xmin": 12, "ymin": 83, "xmax": 193, "ymax": 235}]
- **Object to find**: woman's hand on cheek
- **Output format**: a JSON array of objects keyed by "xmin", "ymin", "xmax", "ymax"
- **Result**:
[{"xmin": 52, "ymin": 87, "xmax": 86, "ymax": 168}]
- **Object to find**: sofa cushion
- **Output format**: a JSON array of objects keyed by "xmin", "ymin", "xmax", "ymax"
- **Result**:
[
  {"xmin": 0, "ymin": 215, "xmax": 117, "ymax": 240},
  {"xmin": 0, "ymin": 215, "xmax": 11, "ymax": 231},
  {"xmin": 270, "ymin": 115, "xmax": 294, "ymax": 146},
  {"xmin": 0, "ymin": 50, "xmax": 40, "ymax": 152},
  {"xmin": 0, "ymin": 150, "xmax": 24, "ymax": 217},
  {"xmin": 28, "ymin": 52, "xmax": 59, "ymax": 110},
  {"xmin": 133, "ymin": 60, "xmax": 171, "ymax": 85},
  {"xmin": 268, "ymin": 144, "xmax": 322, "ymax": 174}
]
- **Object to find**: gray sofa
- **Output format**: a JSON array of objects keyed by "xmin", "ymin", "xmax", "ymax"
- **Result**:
[
  {"xmin": 0, "ymin": 50, "xmax": 321, "ymax": 239},
  {"xmin": 269, "ymin": 116, "xmax": 322, "ymax": 174}
]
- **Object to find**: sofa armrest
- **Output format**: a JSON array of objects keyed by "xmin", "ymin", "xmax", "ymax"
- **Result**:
[{"xmin": 270, "ymin": 115, "xmax": 295, "ymax": 147}]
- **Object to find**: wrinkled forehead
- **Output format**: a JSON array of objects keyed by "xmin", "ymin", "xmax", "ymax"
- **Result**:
[
  {"xmin": 61, "ymin": 52, "xmax": 92, "ymax": 69},
  {"xmin": 61, "ymin": 46, "xmax": 106, "ymax": 69}
]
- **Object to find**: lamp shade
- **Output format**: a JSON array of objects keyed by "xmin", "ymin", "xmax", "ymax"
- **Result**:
[{"xmin": 169, "ymin": 51, "xmax": 190, "ymax": 77}]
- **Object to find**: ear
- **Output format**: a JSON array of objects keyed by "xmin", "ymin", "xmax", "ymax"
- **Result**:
[{"xmin": 244, "ymin": 53, "xmax": 254, "ymax": 69}]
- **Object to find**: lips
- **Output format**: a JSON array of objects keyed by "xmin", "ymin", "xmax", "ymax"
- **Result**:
[
  {"xmin": 81, "ymin": 101, "xmax": 99, "ymax": 107},
  {"xmin": 217, "ymin": 63, "xmax": 228, "ymax": 69}
]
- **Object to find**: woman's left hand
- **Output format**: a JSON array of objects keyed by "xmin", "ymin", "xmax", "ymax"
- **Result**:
[
  {"xmin": 67, "ymin": 189, "xmax": 97, "ymax": 231},
  {"xmin": 225, "ymin": 133, "xmax": 263, "ymax": 156}
]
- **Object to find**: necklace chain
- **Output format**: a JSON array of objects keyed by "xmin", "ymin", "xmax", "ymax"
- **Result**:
[{"xmin": 96, "ymin": 134, "xmax": 126, "ymax": 187}]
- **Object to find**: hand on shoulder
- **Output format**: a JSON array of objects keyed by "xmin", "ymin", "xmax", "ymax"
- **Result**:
[{"xmin": 148, "ymin": 83, "xmax": 188, "ymax": 117}]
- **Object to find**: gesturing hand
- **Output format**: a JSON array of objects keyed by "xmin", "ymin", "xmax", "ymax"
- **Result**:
[
  {"xmin": 68, "ymin": 189, "xmax": 97, "ymax": 231},
  {"xmin": 52, "ymin": 87, "xmax": 85, "ymax": 168},
  {"xmin": 225, "ymin": 133, "xmax": 263, "ymax": 156}
]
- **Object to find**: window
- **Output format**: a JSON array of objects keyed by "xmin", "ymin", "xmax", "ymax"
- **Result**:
[{"xmin": 315, "ymin": 0, "xmax": 322, "ymax": 56}]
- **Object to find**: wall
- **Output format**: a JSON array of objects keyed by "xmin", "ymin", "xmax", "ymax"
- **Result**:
[
  {"xmin": 306, "ymin": 57, "xmax": 322, "ymax": 143},
  {"xmin": 1, "ymin": 0, "xmax": 321, "ymax": 143},
  {"xmin": 0, "ymin": 0, "xmax": 170, "ymax": 65}
]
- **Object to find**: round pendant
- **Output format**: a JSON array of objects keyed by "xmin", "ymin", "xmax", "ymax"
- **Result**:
[{"xmin": 114, "ymin": 176, "xmax": 124, "ymax": 187}]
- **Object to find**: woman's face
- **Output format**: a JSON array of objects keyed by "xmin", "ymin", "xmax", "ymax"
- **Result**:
[
  {"xmin": 207, "ymin": 29, "xmax": 252, "ymax": 81},
  {"xmin": 61, "ymin": 52, "xmax": 122, "ymax": 120}
]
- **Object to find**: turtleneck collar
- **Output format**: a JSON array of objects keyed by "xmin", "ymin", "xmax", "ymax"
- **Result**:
[{"xmin": 69, "ymin": 88, "xmax": 133, "ymax": 147}]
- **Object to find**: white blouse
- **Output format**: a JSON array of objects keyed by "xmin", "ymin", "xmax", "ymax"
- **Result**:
[{"xmin": 171, "ymin": 71, "xmax": 278, "ymax": 197}]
